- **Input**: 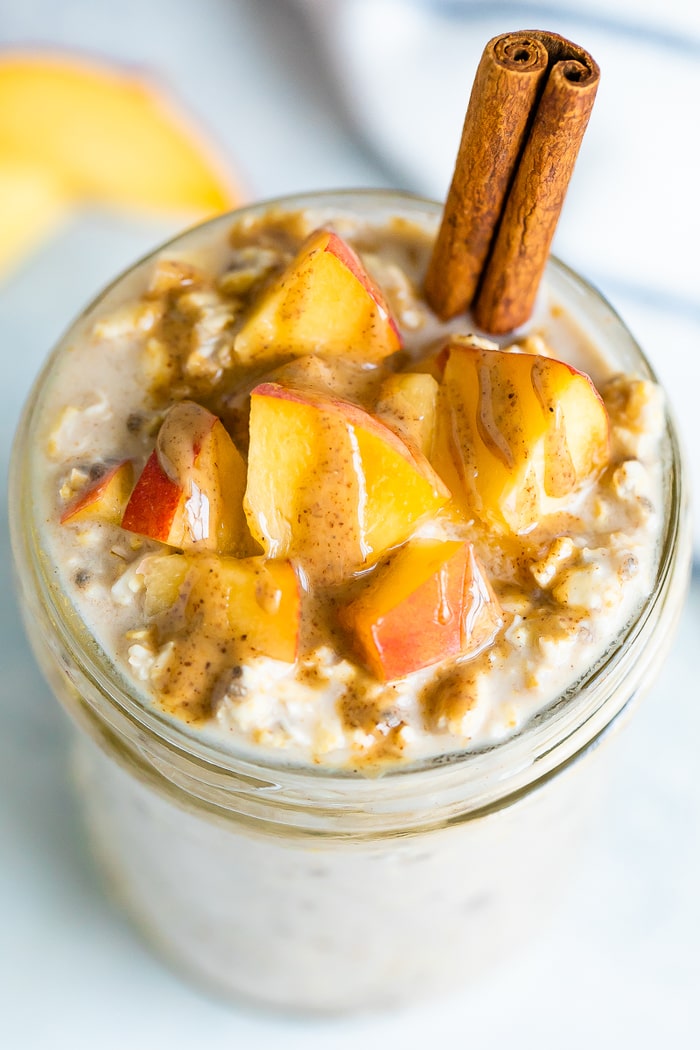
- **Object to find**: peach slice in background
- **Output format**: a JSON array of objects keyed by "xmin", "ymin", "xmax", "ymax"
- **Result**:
[
  {"xmin": 437, "ymin": 343, "xmax": 610, "ymax": 534},
  {"xmin": 122, "ymin": 401, "xmax": 250, "ymax": 554},
  {"xmin": 341, "ymin": 538, "xmax": 502, "ymax": 681},
  {"xmin": 60, "ymin": 459, "xmax": 134, "ymax": 526},
  {"xmin": 244, "ymin": 382, "xmax": 450, "ymax": 582},
  {"xmin": 0, "ymin": 53, "xmax": 238, "ymax": 275},
  {"xmin": 0, "ymin": 160, "xmax": 69, "ymax": 275},
  {"xmin": 234, "ymin": 229, "xmax": 403, "ymax": 366}
]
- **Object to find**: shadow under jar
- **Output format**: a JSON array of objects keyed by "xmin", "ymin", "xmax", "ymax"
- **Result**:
[{"xmin": 9, "ymin": 192, "xmax": 692, "ymax": 1012}]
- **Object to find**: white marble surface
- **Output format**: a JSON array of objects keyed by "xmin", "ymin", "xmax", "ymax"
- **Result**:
[{"xmin": 1, "ymin": 1, "xmax": 698, "ymax": 1046}]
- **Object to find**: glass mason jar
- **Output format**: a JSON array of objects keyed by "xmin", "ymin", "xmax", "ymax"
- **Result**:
[{"xmin": 9, "ymin": 192, "xmax": 692, "ymax": 1013}]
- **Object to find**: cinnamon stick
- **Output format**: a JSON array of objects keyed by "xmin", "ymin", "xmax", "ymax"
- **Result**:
[
  {"xmin": 424, "ymin": 32, "xmax": 549, "ymax": 320},
  {"xmin": 425, "ymin": 31, "xmax": 600, "ymax": 335}
]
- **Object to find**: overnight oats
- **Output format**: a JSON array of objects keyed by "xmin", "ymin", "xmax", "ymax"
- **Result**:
[
  {"xmin": 25, "ymin": 201, "xmax": 680, "ymax": 768},
  {"xmin": 10, "ymin": 189, "xmax": 690, "ymax": 1010},
  {"xmin": 9, "ymin": 32, "xmax": 692, "ymax": 1013}
]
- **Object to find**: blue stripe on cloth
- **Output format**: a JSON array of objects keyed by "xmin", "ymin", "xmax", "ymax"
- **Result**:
[
  {"xmin": 410, "ymin": 1, "xmax": 700, "ymax": 58},
  {"xmin": 590, "ymin": 276, "xmax": 700, "ymax": 325}
]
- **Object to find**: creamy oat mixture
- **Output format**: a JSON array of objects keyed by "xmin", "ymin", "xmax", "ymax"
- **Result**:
[{"xmin": 38, "ymin": 206, "xmax": 665, "ymax": 770}]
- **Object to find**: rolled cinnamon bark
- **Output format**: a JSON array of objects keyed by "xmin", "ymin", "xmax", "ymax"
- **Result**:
[
  {"xmin": 425, "ymin": 31, "xmax": 600, "ymax": 335},
  {"xmin": 474, "ymin": 48, "xmax": 599, "ymax": 333},
  {"xmin": 424, "ymin": 32, "xmax": 549, "ymax": 320}
]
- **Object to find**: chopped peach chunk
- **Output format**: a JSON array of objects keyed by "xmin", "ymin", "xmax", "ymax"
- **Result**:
[
  {"xmin": 205, "ymin": 556, "xmax": 301, "ymax": 664},
  {"xmin": 438, "ymin": 343, "xmax": 610, "ymax": 533},
  {"xmin": 375, "ymin": 372, "xmax": 439, "ymax": 455},
  {"xmin": 122, "ymin": 401, "xmax": 250, "ymax": 554},
  {"xmin": 244, "ymin": 383, "xmax": 450, "ymax": 583},
  {"xmin": 234, "ymin": 229, "xmax": 402, "ymax": 366},
  {"xmin": 152, "ymin": 555, "xmax": 299, "ymax": 665},
  {"xmin": 341, "ymin": 539, "xmax": 502, "ymax": 681},
  {"xmin": 60, "ymin": 459, "xmax": 134, "ymax": 526},
  {"xmin": 138, "ymin": 552, "xmax": 191, "ymax": 617},
  {"xmin": 136, "ymin": 553, "xmax": 300, "ymax": 722}
]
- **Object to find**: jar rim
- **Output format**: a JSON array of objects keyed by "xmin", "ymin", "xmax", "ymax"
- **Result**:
[{"xmin": 9, "ymin": 189, "xmax": 692, "ymax": 830}]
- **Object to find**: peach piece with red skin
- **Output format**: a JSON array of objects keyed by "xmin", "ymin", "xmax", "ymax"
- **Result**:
[
  {"xmin": 122, "ymin": 401, "xmax": 249, "ymax": 554},
  {"xmin": 323, "ymin": 230, "xmax": 402, "ymax": 346},
  {"xmin": 341, "ymin": 538, "xmax": 503, "ymax": 682},
  {"xmin": 234, "ymin": 228, "xmax": 402, "ymax": 366},
  {"xmin": 121, "ymin": 450, "xmax": 179, "ymax": 540},
  {"xmin": 244, "ymin": 382, "xmax": 450, "ymax": 582},
  {"xmin": 60, "ymin": 459, "xmax": 134, "ymax": 526}
]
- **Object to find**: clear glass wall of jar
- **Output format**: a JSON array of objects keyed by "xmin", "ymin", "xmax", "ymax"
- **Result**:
[{"xmin": 9, "ymin": 193, "xmax": 692, "ymax": 1012}]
